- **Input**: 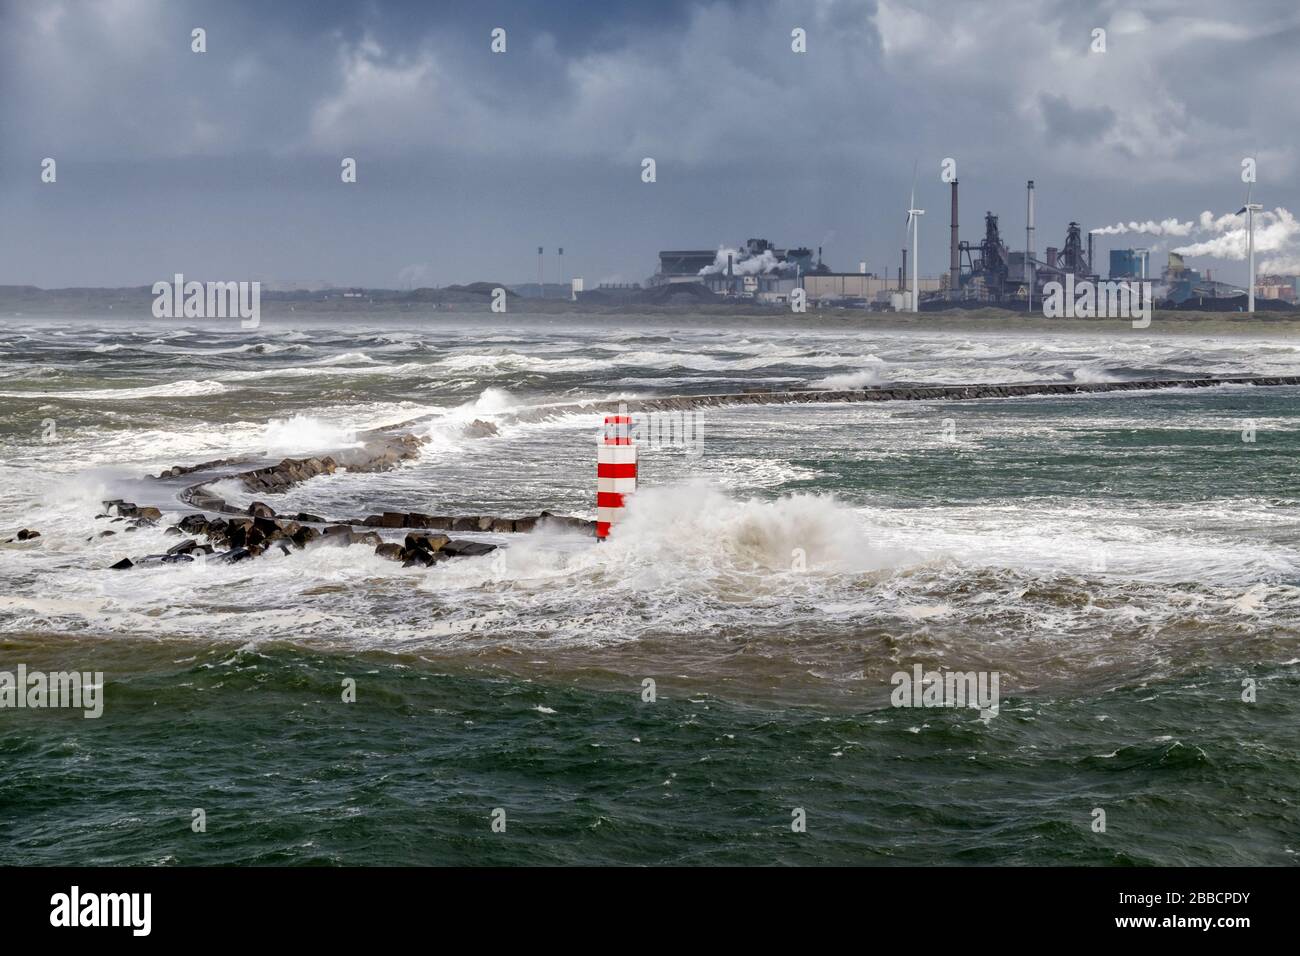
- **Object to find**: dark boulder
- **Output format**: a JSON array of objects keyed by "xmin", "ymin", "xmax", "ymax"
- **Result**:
[
  {"xmin": 135, "ymin": 552, "xmax": 193, "ymax": 566},
  {"xmin": 404, "ymin": 532, "xmax": 450, "ymax": 554},
  {"xmin": 312, "ymin": 529, "xmax": 351, "ymax": 549},
  {"xmin": 374, "ymin": 542, "xmax": 405, "ymax": 561},
  {"xmin": 251, "ymin": 516, "xmax": 279, "ymax": 537},
  {"xmin": 109, "ymin": 557, "xmax": 134, "ymax": 570},
  {"xmin": 15, "ymin": 529, "xmax": 40, "ymax": 541},
  {"xmin": 381, "ymin": 512, "xmax": 407, "ymax": 528},
  {"xmin": 248, "ymin": 501, "xmax": 276, "ymax": 519},
  {"xmin": 441, "ymin": 540, "xmax": 498, "ymax": 557},
  {"xmin": 166, "ymin": 538, "xmax": 198, "ymax": 555},
  {"xmin": 402, "ymin": 548, "xmax": 448, "ymax": 568},
  {"xmin": 226, "ymin": 519, "xmax": 253, "ymax": 548},
  {"xmin": 216, "ymin": 547, "xmax": 253, "ymax": 563},
  {"xmin": 294, "ymin": 512, "xmax": 325, "ymax": 523},
  {"xmin": 178, "ymin": 514, "xmax": 209, "ymax": 534}
]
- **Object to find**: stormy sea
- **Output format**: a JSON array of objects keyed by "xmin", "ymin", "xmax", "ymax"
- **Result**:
[{"xmin": 1, "ymin": 314, "xmax": 1297, "ymax": 866}]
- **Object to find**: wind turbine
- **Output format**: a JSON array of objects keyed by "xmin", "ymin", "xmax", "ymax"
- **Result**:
[
  {"xmin": 905, "ymin": 168, "xmax": 924, "ymax": 312},
  {"xmin": 1237, "ymin": 181, "xmax": 1262, "ymax": 313}
]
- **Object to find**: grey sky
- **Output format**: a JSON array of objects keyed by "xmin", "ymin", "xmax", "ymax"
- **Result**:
[{"xmin": 3, "ymin": 0, "xmax": 1297, "ymax": 288}]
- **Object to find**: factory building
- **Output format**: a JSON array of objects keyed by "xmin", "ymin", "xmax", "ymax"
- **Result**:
[
  {"xmin": 1109, "ymin": 249, "xmax": 1142, "ymax": 279},
  {"xmin": 1157, "ymin": 253, "xmax": 1247, "ymax": 303},
  {"xmin": 655, "ymin": 250, "xmax": 718, "ymax": 279},
  {"xmin": 1257, "ymin": 274, "xmax": 1299, "ymax": 302},
  {"xmin": 651, "ymin": 238, "xmax": 822, "ymax": 285},
  {"xmin": 938, "ymin": 180, "xmax": 1096, "ymax": 305},
  {"xmin": 803, "ymin": 273, "xmax": 939, "ymax": 306},
  {"xmin": 650, "ymin": 237, "xmax": 830, "ymax": 300}
]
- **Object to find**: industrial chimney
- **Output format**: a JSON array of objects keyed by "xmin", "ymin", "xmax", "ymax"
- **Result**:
[
  {"xmin": 901, "ymin": 248, "xmax": 907, "ymax": 292},
  {"xmin": 950, "ymin": 179, "xmax": 960, "ymax": 299},
  {"xmin": 1026, "ymin": 180, "xmax": 1035, "ymax": 281}
]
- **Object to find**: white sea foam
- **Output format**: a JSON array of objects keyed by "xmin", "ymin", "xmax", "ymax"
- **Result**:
[
  {"xmin": 811, "ymin": 368, "xmax": 886, "ymax": 389},
  {"xmin": 0, "ymin": 379, "xmax": 229, "ymax": 400},
  {"xmin": 262, "ymin": 414, "xmax": 361, "ymax": 456}
]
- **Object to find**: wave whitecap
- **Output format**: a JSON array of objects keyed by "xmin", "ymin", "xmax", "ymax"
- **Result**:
[{"xmin": 0, "ymin": 379, "xmax": 229, "ymax": 401}]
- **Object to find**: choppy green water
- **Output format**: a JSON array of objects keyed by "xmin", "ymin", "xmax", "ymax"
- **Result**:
[
  {"xmin": 1, "ymin": 641, "xmax": 1295, "ymax": 866},
  {"xmin": 1, "ymin": 317, "xmax": 1298, "ymax": 865}
]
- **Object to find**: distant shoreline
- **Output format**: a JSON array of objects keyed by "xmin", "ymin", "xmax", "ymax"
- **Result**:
[
  {"xmin": 3, "ymin": 284, "xmax": 1300, "ymax": 336},
  {"xmin": 4, "ymin": 306, "xmax": 1300, "ymax": 338}
]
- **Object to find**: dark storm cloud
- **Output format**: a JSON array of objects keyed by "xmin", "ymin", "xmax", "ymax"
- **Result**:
[
  {"xmin": 1, "ymin": 0, "xmax": 1298, "ymax": 287},
  {"xmin": 1039, "ymin": 95, "xmax": 1116, "ymax": 145}
]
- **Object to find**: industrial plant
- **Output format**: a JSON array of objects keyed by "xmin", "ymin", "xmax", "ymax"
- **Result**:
[{"xmin": 624, "ymin": 177, "xmax": 1297, "ymax": 312}]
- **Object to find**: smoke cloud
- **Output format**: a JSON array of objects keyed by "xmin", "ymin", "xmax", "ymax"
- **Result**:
[
  {"xmin": 1173, "ymin": 208, "xmax": 1299, "ymax": 261},
  {"xmin": 1089, "ymin": 218, "xmax": 1195, "ymax": 236},
  {"xmin": 698, "ymin": 246, "xmax": 791, "ymax": 277},
  {"xmin": 1092, "ymin": 207, "xmax": 1300, "ymax": 269}
]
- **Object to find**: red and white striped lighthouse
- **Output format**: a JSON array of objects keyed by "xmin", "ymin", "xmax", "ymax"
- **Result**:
[{"xmin": 596, "ymin": 411, "xmax": 636, "ymax": 540}]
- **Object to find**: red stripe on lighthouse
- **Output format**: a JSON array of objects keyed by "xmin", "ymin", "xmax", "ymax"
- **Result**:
[
  {"xmin": 597, "ymin": 462, "xmax": 637, "ymax": 478},
  {"xmin": 597, "ymin": 410, "xmax": 636, "ymax": 540}
]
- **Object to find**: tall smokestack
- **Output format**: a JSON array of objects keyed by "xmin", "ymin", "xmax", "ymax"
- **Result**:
[
  {"xmin": 901, "ymin": 248, "xmax": 907, "ymax": 292},
  {"xmin": 949, "ymin": 179, "xmax": 960, "ymax": 298},
  {"xmin": 1026, "ymin": 180, "xmax": 1036, "ymax": 308},
  {"xmin": 1087, "ymin": 231, "xmax": 1094, "ymax": 278}
]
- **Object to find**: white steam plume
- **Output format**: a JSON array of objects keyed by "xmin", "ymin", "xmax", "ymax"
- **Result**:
[
  {"xmin": 699, "ymin": 246, "xmax": 789, "ymax": 277},
  {"xmin": 1089, "ymin": 217, "xmax": 1195, "ymax": 237},
  {"xmin": 1173, "ymin": 208, "xmax": 1299, "ymax": 261},
  {"xmin": 1091, "ymin": 207, "xmax": 1300, "ymax": 269}
]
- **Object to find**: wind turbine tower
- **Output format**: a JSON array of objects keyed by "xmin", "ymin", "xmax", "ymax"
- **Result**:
[
  {"xmin": 907, "ymin": 200, "xmax": 924, "ymax": 312},
  {"xmin": 1238, "ymin": 201, "xmax": 1262, "ymax": 312}
]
